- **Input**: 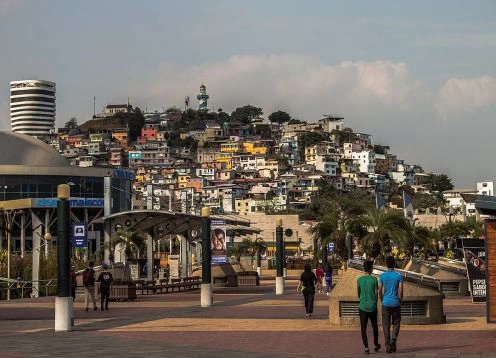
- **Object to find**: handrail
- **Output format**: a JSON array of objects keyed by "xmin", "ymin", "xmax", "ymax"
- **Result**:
[{"xmin": 0, "ymin": 278, "xmax": 58, "ymax": 300}]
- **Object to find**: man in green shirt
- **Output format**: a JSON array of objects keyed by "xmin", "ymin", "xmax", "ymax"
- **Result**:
[{"xmin": 357, "ymin": 260, "xmax": 381, "ymax": 354}]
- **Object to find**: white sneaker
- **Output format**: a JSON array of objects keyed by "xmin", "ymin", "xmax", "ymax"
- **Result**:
[{"xmin": 326, "ymin": 292, "xmax": 329, "ymax": 296}]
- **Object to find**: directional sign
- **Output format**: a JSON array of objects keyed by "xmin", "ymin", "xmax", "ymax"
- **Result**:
[
  {"xmin": 328, "ymin": 242, "xmax": 335, "ymax": 253},
  {"xmin": 72, "ymin": 223, "xmax": 87, "ymax": 248}
]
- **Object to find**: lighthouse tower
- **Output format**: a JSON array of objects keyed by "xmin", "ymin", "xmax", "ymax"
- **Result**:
[{"xmin": 197, "ymin": 83, "xmax": 209, "ymax": 111}]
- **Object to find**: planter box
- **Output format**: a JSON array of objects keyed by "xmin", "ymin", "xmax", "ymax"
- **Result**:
[
  {"xmin": 104, "ymin": 284, "xmax": 137, "ymax": 301},
  {"xmin": 237, "ymin": 276, "xmax": 259, "ymax": 286}
]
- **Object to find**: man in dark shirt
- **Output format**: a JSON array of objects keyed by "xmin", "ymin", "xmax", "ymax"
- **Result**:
[
  {"xmin": 298, "ymin": 263, "xmax": 318, "ymax": 317},
  {"xmin": 96, "ymin": 264, "xmax": 114, "ymax": 311}
]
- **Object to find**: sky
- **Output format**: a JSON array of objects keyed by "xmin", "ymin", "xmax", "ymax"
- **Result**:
[{"xmin": 1, "ymin": 0, "xmax": 495, "ymax": 188}]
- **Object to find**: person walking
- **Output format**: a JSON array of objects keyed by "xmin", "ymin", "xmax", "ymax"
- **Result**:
[
  {"xmin": 83, "ymin": 261, "xmax": 98, "ymax": 311},
  {"xmin": 70, "ymin": 265, "xmax": 77, "ymax": 302},
  {"xmin": 297, "ymin": 263, "xmax": 318, "ymax": 317},
  {"xmin": 315, "ymin": 264, "xmax": 324, "ymax": 293},
  {"xmin": 379, "ymin": 256, "xmax": 404, "ymax": 353},
  {"xmin": 357, "ymin": 260, "xmax": 380, "ymax": 354},
  {"xmin": 96, "ymin": 263, "xmax": 114, "ymax": 311},
  {"xmin": 324, "ymin": 261, "xmax": 333, "ymax": 296}
]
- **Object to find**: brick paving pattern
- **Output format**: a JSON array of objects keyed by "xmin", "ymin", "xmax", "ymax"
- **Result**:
[{"xmin": 0, "ymin": 277, "xmax": 495, "ymax": 357}]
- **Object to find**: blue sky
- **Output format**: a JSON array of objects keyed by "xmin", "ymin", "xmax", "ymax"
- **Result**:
[{"xmin": 1, "ymin": 0, "xmax": 495, "ymax": 188}]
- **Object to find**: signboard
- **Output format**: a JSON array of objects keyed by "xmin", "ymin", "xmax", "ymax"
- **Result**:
[
  {"xmin": 72, "ymin": 223, "xmax": 87, "ymax": 248},
  {"xmin": 130, "ymin": 264, "xmax": 139, "ymax": 281},
  {"xmin": 328, "ymin": 242, "xmax": 335, "ymax": 253},
  {"xmin": 34, "ymin": 198, "xmax": 104, "ymax": 208},
  {"xmin": 211, "ymin": 220, "xmax": 227, "ymax": 264},
  {"xmin": 461, "ymin": 238, "xmax": 486, "ymax": 303}
]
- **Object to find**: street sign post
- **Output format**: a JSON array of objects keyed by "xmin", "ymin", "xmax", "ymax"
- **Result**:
[{"xmin": 72, "ymin": 223, "xmax": 87, "ymax": 248}]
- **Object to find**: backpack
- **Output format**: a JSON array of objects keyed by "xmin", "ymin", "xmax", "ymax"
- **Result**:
[{"xmin": 83, "ymin": 268, "xmax": 93, "ymax": 286}]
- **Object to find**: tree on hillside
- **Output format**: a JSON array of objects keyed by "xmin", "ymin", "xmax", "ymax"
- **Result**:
[
  {"xmin": 64, "ymin": 117, "xmax": 79, "ymax": 130},
  {"xmin": 268, "ymin": 110, "xmax": 291, "ymax": 125},
  {"xmin": 299, "ymin": 132, "xmax": 326, "ymax": 149},
  {"xmin": 231, "ymin": 105, "xmax": 263, "ymax": 125},
  {"xmin": 427, "ymin": 174, "xmax": 454, "ymax": 192},
  {"xmin": 114, "ymin": 107, "xmax": 145, "ymax": 142}
]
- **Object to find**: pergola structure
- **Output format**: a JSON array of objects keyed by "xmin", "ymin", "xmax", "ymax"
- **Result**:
[{"xmin": 93, "ymin": 210, "xmax": 260, "ymax": 281}]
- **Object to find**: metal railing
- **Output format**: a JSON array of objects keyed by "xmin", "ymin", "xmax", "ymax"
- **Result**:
[{"xmin": 0, "ymin": 278, "xmax": 57, "ymax": 300}]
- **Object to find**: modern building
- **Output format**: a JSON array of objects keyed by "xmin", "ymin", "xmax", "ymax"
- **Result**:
[{"xmin": 10, "ymin": 80, "xmax": 56, "ymax": 136}]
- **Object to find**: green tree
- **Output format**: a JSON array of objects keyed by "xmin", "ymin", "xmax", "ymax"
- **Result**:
[
  {"xmin": 114, "ymin": 107, "xmax": 145, "ymax": 142},
  {"xmin": 427, "ymin": 174, "xmax": 454, "ymax": 192},
  {"xmin": 398, "ymin": 220, "xmax": 433, "ymax": 257},
  {"xmin": 466, "ymin": 216, "xmax": 483, "ymax": 238},
  {"xmin": 64, "ymin": 117, "xmax": 79, "ymax": 130},
  {"xmin": 299, "ymin": 132, "xmax": 326, "ymax": 149},
  {"xmin": 268, "ymin": 110, "xmax": 291, "ymax": 125},
  {"xmin": 231, "ymin": 105, "xmax": 263, "ymax": 124},
  {"xmin": 228, "ymin": 242, "xmax": 247, "ymax": 263},
  {"xmin": 357, "ymin": 209, "xmax": 407, "ymax": 260},
  {"xmin": 100, "ymin": 230, "xmax": 146, "ymax": 280}
]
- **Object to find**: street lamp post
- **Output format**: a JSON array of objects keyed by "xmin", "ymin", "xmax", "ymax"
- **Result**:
[
  {"xmin": 200, "ymin": 207, "xmax": 212, "ymax": 307},
  {"xmin": 275, "ymin": 219, "xmax": 284, "ymax": 295},
  {"xmin": 54, "ymin": 184, "xmax": 72, "ymax": 332}
]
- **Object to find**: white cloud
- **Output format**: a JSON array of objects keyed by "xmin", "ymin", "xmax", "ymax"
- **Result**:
[
  {"xmin": 436, "ymin": 75, "xmax": 496, "ymax": 119},
  {"xmin": 132, "ymin": 55, "xmax": 425, "ymax": 121},
  {"xmin": 126, "ymin": 54, "xmax": 496, "ymax": 187}
]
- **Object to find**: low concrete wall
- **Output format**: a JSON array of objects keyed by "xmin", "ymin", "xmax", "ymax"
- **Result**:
[{"xmin": 329, "ymin": 267, "xmax": 446, "ymax": 326}]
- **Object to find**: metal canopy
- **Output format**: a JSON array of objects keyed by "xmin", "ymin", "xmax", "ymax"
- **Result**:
[
  {"xmin": 475, "ymin": 195, "xmax": 496, "ymax": 216},
  {"xmin": 92, "ymin": 209, "xmax": 259, "ymax": 242}
]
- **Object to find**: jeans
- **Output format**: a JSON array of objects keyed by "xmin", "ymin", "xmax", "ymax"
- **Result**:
[
  {"xmin": 302, "ymin": 286, "xmax": 315, "ymax": 314},
  {"xmin": 359, "ymin": 308, "xmax": 379, "ymax": 348},
  {"xmin": 382, "ymin": 305, "xmax": 401, "ymax": 346},
  {"xmin": 325, "ymin": 277, "xmax": 332, "ymax": 293},
  {"xmin": 101, "ymin": 288, "xmax": 110, "ymax": 310}
]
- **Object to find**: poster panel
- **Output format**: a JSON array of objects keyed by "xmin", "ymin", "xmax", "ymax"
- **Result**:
[
  {"xmin": 461, "ymin": 238, "xmax": 486, "ymax": 303},
  {"xmin": 211, "ymin": 219, "xmax": 227, "ymax": 264}
]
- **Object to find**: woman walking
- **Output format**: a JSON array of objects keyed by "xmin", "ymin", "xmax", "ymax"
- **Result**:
[
  {"xmin": 297, "ymin": 263, "xmax": 318, "ymax": 317},
  {"xmin": 324, "ymin": 261, "xmax": 333, "ymax": 296}
]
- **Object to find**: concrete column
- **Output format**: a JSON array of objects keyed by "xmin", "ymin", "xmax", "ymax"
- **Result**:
[
  {"xmin": 104, "ymin": 176, "xmax": 111, "ymax": 263},
  {"xmin": 146, "ymin": 233, "xmax": 153, "ymax": 282},
  {"xmin": 31, "ymin": 212, "xmax": 42, "ymax": 298},
  {"xmin": 20, "ymin": 213, "xmax": 25, "ymax": 258},
  {"xmin": 180, "ymin": 235, "xmax": 190, "ymax": 277}
]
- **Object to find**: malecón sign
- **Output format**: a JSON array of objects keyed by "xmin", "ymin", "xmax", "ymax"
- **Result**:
[{"xmin": 33, "ymin": 198, "xmax": 104, "ymax": 208}]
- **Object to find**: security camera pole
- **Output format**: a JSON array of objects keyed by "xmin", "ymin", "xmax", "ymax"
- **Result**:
[
  {"xmin": 55, "ymin": 184, "xmax": 72, "ymax": 331},
  {"xmin": 275, "ymin": 219, "xmax": 284, "ymax": 295},
  {"xmin": 200, "ymin": 207, "xmax": 212, "ymax": 307}
]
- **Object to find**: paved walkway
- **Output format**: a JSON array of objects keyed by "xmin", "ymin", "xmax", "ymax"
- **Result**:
[{"xmin": 0, "ymin": 277, "xmax": 495, "ymax": 357}]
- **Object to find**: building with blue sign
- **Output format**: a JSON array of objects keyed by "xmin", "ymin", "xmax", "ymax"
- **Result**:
[{"xmin": 0, "ymin": 131, "xmax": 134, "ymax": 258}]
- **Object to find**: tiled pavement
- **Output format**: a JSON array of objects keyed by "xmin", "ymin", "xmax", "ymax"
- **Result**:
[{"xmin": 0, "ymin": 277, "xmax": 495, "ymax": 358}]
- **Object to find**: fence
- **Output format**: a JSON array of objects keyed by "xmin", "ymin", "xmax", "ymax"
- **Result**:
[{"xmin": 0, "ymin": 279, "xmax": 57, "ymax": 300}]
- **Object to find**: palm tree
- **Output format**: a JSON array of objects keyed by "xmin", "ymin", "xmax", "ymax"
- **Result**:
[
  {"xmin": 228, "ymin": 242, "xmax": 247, "ymax": 263},
  {"xmin": 100, "ymin": 230, "xmax": 146, "ymax": 280},
  {"xmin": 309, "ymin": 212, "xmax": 338, "ymax": 264},
  {"xmin": 398, "ymin": 219, "xmax": 433, "ymax": 258},
  {"xmin": 439, "ymin": 218, "xmax": 470, "ymax": 250},
  {"xmin": 358, "ymin": 208, "xmax": 407, "ymax": 261}
]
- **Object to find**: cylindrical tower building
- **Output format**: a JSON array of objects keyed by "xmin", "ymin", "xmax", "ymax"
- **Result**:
[
  {"xmin": 196, "ymin": 83, "xmax": 209, "ymax": 111},
  {"xmin": 10, "ymin": 80, "xmax": 56, "ymax": 136}
]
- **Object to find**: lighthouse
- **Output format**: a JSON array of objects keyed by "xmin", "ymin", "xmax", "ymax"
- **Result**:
[{"xmin": 197, "ymin": 83, "xmax": 209, "ymax": 111}]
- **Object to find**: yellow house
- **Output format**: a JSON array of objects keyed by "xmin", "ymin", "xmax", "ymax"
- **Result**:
[
  {"xmin": 221, "ymin": 142, "xmax": 241, "ymax": 154},
  {"xmin": 177, "ymin": 175, "xmax": 191, "ymax": 188},
  {"xmin": 243, "ymin": 141, "xmax": 267, "ymax": 155},
  {"xmin": 112, "ymin": 129, "xmax": 129, "ymax": 149},
  {"xmin": 215, "ymin": 152, "xmax": 233, "ymax": 170}
]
